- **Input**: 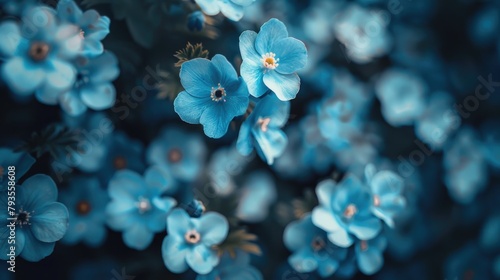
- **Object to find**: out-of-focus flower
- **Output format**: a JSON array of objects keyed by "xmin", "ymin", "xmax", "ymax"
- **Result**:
[
  {"xmin": 0, "ymin": 7, "xmax": 82, "ymax": 100},
  {"xmin": 415, "ymin": 92, "xmax": 460, "ymax": 150},
  {"xmin": 239, "ymin": 18, "xmax": 307, "ymax": 101},
  {"xmin": 364, "ymin": 164, "xmax": 406, "ymax": 228},
  {"xmin": 0, "ymin": 174, "xmax": 69, "ymax": 261},
  {"xmin": 56, "ymin": 0, "xmax": 110, "ymax": 57},
  {"xmin": 207, "ymin": 146, "xmax": 251, "ymax": 195},
  {"xmin": 196, "ymin": 250, "xmax": 263, "ymax": 280},
  {"xmin": 469, "ymin": 7, "xmax": 499, "ymax": 47},
  {"xmin": 147, "ymin": 127, "xmax": 207, "ymax": 182},
  {"xmin": 59, "ymin": 177, "xmax": 108, "ymax": 247},
  {"xmin": 375, "ymin": 69, "xmax": 427, "ymax": 127},
  {"xmin": 443, "ymin": 127, "xmax": 487, "ymax": 204},
  {"xmin": 312, "ymin": 176, "xmax": 381, "ymax": 247},
  {"xmin": 237, "ymin": 94, "xmax": 290, "ymax": 165},
  {"xmin": 332, "ymin": 4, "xmax": 391, "ymax": 64},
  {"xmin": 236, "ymin": 171, "xmax": 276, "ymax": 222},
  {"xmin": 480, "ymin": 120, "xmax": 500, "ymax": 169},
  {"xmin": 0, "ymin": 0, "xmax": 36, "ymax": 16},
  {"xmin": 355, "ymin": 235, "xmax": 387, "ymax": 275},
  {"xmin": 444, "ymin": 243, "xmax": 491, "ymax": 280},
  {"xmin": 0, "ymin": 148, "xmax": 35, "ymax": 189},
  {"xmin": 195, "ymin": 0, "xmax": 255, "ymax": 21},
  {"xmin": 162, "ymin": 208, "xmax": 229, "ymax": 274},
  {"xmin": 174, "ymin": 55, "xmax": 249, "ymax": 138},
  {"xmin": 284, "ymin": 214, "xmax": 348, "ymax": 277},
  {"xmin": 106, "ymin": 167, "xmax": 177, "ymax": 250},
  {"xmin": 187, "ymin": 11, "xmax": 206, "ymax": 32},
  {"xmin": 59, "ymin": 52, "xmax": 119, "ymax": 116}
]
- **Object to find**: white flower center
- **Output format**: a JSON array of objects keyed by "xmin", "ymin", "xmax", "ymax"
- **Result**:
[
  {"xmin": 373, "ymin": 195, "xmax": 381, "ymax": 207},
  {"xmin": 184, "ymin": 229, "xmax": 201, "ymax": 244},
  {"xmin": 257, "ymin": 117, "xmax": 271, "ymax": 132},
  {"xmin": 261, "ymin": 52, "xmax": 279, "ymax": 70},
  {"xmin": 136, "ymin": 197, "xmax": 152, "ymax": 214},
  {"xmin": 211, "ymin": 83, "xmax": 226, "ymax": 102},
  {"xmin": 343, "ymin": 204, "xmax": 357, "ymax": 219}
]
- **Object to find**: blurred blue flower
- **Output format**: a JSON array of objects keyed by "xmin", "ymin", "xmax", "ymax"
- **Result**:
[
  {"xmin": 237, "ymin": 94, "xmax": 290, "ymax": 165},
  {"xmin": 415, "ymin": 91, "xmax": 460, "ymax": 150},
  {"xmin": 98, "ymin": 131, "xmax": 145, "ymax": 185},
  {"xmin": 354, "ymin": 235, "xmax": 387, "ymax": 275},
  {"xmin": 0, "ymin": 148, "xmax": 35, "ymax": 189},
  {"xmin": 312, "ymin": 176, "xmax": 382, "ymax": 247},
  {"xmin": 147, "ymin": 127, "xmax": 207, "ymax": 182},
  {"xmin": 195, "ymin": 0, "xmax": 255, "ymax": 21},
  {"xmin": 480, "ymin": 214, "xmax": 500, "ymax": 252},
  {"xmin": 284, "ymin": 214, "xmax": 347, "ymax": 277},
  {"xmin": 364, "ymin": 164, "xmax": 406, "ymax": 228},
  {"xmin": 332, "ymin": 4, "xmax": 392, "ymax": 64},
  {"xmin": 59, "ymin": 52, "xmax": 119, "ymax": 116},
  {"xmin": 106, "ymin": 166, "xmax": 177, "ymax": 250},
  {"xmin": 469, "ymin": 7, "xmax": 499, "ymax": 47},
  {"xmin": 443, "ymin": 127, "xmax": 487, "ymax": 204},
  {"xmin": 56, "ymin": 0, "xmax": 111, "ymax": 57},
  {"xmin": 59, "ymin": 177, "xmax": 108, "ymax": 247},
  {"xmin": 162, "ymin": 208, "xmax": 229, "ymax": 275},
  {"xmin": 480, "ymin": 120, "xmax": 500, "ymax": 169},
  {"xmin": 0, "ymin": 0, "xmax": 36, "ymax": 16},
  {"xmin": 207, "ymin": 146, "xmax": 251, "ymax": 195},
  {"xmin": 196, "ymin": 250, "xmax": 263, "ymax": 280},
  {"xmin": 174, "ymin": 54, "xmax": 249, "ymax": 138},
  {"xmin": 187, "ymin": 11, "xmax": 206, "ymax": 32},
  {"xmin": 444, "ymin": 243, "xmax": 491, "ymax": 280},
  {"xmin": 0, "ymin": 7, "xmax": 82, "ymax": 101},
  {"xmin": 239, "ymin": 18, "xmax": 307, "ymax": 101},
  {"xmin": 0, "ymin": 174, "xmax": 69, "ymax": 261},
  {"xmin": 236, "ymin": 171, "xmax": 276, "ymax": 222},
  {"xmin": 375, "ymin": 69, "xmax": 427, "ymax": 127}
]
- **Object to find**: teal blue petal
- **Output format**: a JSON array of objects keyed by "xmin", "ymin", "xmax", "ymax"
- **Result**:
[
  {"xmin": 198, "ymin": 212, "xmax": 229, "ymax": 246},
  {"xmin": 180, "ymin": 58, "xmax": 220, "ymax": 97},
  {"xmin": 273, "ymin": 37, "xmax": 307, "ymax": 74},
  {"xmin": 263, "ymin": 71, "xmax": 300, "ymax": 101},
  {"xmin": 174, "ymin": 91, "xmax": 211, "ymax": 124},
  {"xmin": 31, "ymin": 202, "xmax": 69, "ymax": 242},
  {"xmin": 255, "ymin": 18, "xmax": 288, "ymax": 55},
  {"xmin": 19, "ymin": 230, "xmax": 55, "ymax": 262},
  {"xmin": 162, "ymin": 235, "xmax": 189, "ymax": 273}
]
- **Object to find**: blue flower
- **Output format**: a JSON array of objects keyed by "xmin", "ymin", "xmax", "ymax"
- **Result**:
[
  {"xmin": 187, "ymin": 11, "xmax": 206, "ymax": 32},
  {"xmin": 354, "ymin": 235, "xmax": 387, "ymax": 275},
  {"xmin": 0, "ymin": 174, "xmax": 69, "ymax": 261},
  {"xmin": 146, "ymin": 127, "xmax": 207, "ymax": 182},
  {"xmin": 236, "ymin": 171, "xmax": 276, "ymax": 222},
  {"xmin": 480, "ymin": 120, "xmax": 500, "ymax": 169},
  {"xmin": 237, "ymin": 94, "xmax": 290, "ymax": 165},
  {"xmin": 0, "ymin": 148, "xmax": 35, "ymax": 189},
  {"xmin": 284, "ymin": 214, "xmax": 347, "ymax": 277},
  {"xmin": 374, "ymin": 69, "xmax": 427, "ymax": 127},
  {"xmin": 443, "ymin": 127, "xmax": 488, "ymax": 204},
  {"xmin": 59, "ymin": 176, "xmax": 108, "ymax": 247},
  {"xmin": 174, "ymin": 54, "xmax": 249, "ymax": 139},
  {"xmin": 196, "ymin": 250, "xmax": 263, "ymax": 280},
  {"xmin": 364, "ymin": 165, "xmax": 406, "ymax": 228},
  {"xmin": 106, "ymin": 166, "xmax": 177, "ymax": 250},
  {"xmin": 0, "ymin": 0, "xmax": 36, "ymax": 16},
  {"xmin": 59, "ymin": 52, "xmax": 119, "ymax": 116},
  {"xmin": 239, "ymin": 18, "xmax": 307, "ymax": 101},
  {"xmin": 207, "ymin": 146, "xmax": 251, "ymax": 195},
  {"xmin": 98, "ymin": 131, "xmax": 145, "ymax": 185},
  {"xmin": 162, "ymin": 208, "xmax": 229, "ymax": 275},
  {"xmin": 0, "ymin": 7, "xmax": 82, "ymax": 101},
  {"xmin": 195, "ymin": 0, "xmax": 255, "ymax": 21},
  {"xmin": 311, "ymin": 176, "xmax": 382, "ymax": 247},
  {"xmin": 56, "ymin": 0, "xmax": 111, "ymax": 57}
]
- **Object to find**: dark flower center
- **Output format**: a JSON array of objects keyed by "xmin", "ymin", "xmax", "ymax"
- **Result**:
[
  {"xmin": 113, "ymin": 156, "xmax": 127, "ymax": 170},
  {"xmin": 214, "ymin": 89, "xmax": 223, "ymax": 98},
  {"xmin": 29, "ymin": 42, "xmax": 50, "ymax": 61},
  {"xmin": 167, "ymin": 148, "xmax": 183, "ymax": 163},
  {"xmin": 311, "ymin": 236, "xmax": 325, "ymax": 251},
  {"xmin": 76, "ymin": 201, "xmax": 92, "ymax": 215},
  {"xmin": 16, "ymin": 210, "xmax": 32, "ymax": 227},
  {"xmin": 360, "ymin": 240, "xmax": 368, "ymax": 252},
  {"xmin": 210, "ymin": 84, "xmax": 226, "ymax": 102}
]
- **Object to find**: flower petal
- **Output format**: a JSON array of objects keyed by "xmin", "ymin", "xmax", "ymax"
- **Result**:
[
  {"xmin": 180, "ymin": 58, "xmax": 220, "ymax": 97},
  {"xmin": 166, "ymin": 208, "xmax": 191, "ymax": 239},
  {"xmin": 348, "ymin": 217, "xmax": 382, "ymax": 240},
  {"xmin": 186, "ymin": 244, "xmax": 219, "ymax": 274},
  {"xmin": 0, "ymin": 21, "xmax": 22, "ymax": 57},
  {"xmin": 59, "ymin": 90, "xmax": 87, "ymax": 116},
  {"xmin": 19, "ymin": 230, "xmax": 55, "ymax": 262},
  {"xmin": 2, "ymin": 57, "xmax": 45, "ymax": 95},
  {"xmin": 218, "ymin": 1, "xmax": 245, "ymax": 21},
  {"xmin": 198, "ymin": 212, "xmax": 229, "ymax": 246},
  {"xmin": 357, "ymin": 247, "xmax": 384, "ymax": 275},
  {"xmin": 239, "ymin": 30, "xmax": 261, "ymax": 64},
  {"xmin": 311, "ymin": 206, "xmax": 342, "ymax": 233},
  {"xmin": 123, "ymin": 223, "xmax": 154, "ymax": 250},
  {"xmin": 236, "ymin": 121, "xmax": 254, "ymax": 156},
  {"xmin": 240, "ymin": 60, "xmax": 267, "ymax": 98},
  {"xmin": 162, "ymin": 235, "xmax": 189, "ymax": 273},
  {"xmin": 174, "ymin": 91, "xmax": 211, "ymax": 124},
  {"xmin": 19, "ymin": 174, "xmax": 58, "ymax": 211},
  {"xmin": 316, "ymin": 179, "xmax": 336, "ymax": 208},
  {"xmin": 327, "ymin": 228, "xmax": 353, "ymax": 248},
  {"xmin": 263, "ymin": 71, "xmax": 300, "ymax": 101},
  {"xmin": 255, "ymin": 18, "xmax": 288, "ymax": 55},
  {"xmin": 195, "ymin": 0, "xmax": 221, "ymax": 16},
  {"xmin": 80, "ymin": 83, "xmax": 116, "ymax": 110},
  {"xmin": 253, "ymin": 127, "xmax": 287, "ymax": 165},
  {"xmin": 273, "ymin": 37, "xmax": 307, "ymax": 74},
  {"xmin": 31, "ymin": 202, "xmax": 69, "ymax": 242}
]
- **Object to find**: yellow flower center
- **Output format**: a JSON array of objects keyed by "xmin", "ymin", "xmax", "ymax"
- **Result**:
[{"xmin": 261, "ymin": 52, "xmax": 279, "ymax": 70}]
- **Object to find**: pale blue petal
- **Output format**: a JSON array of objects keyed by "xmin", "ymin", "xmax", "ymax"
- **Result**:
[
  {"xmin": 273, "ymin": 37, "xmax": 307, "ymax": 74},
  {"xmin": 180, "ymin": 58, "xmax": 220, "ymax": 97},
  {"xmin": 195, "ymin": 0, "xmax": 221, "ymax": 15},
  {"xmin": 288, "ymin": 248, "xmax": 318, "ymax": 273},
  {"xmin": 2, "ymin": 57, "xmax": 45, "ymax": 95},
  {"xmin": 240, "ymin": 61, "xmax": 267, "ymax": 98},
  {"xmin": 123, "ymin": 223, "xmax": 153, "ymax": 250},
  {"xmin": 211, "ymin": 54, "xmax": 238, "ymax": 87},
  {"xmin": 186, "ymin": 244, "xmax": 219, "ymax": 274},
  {"xmin": 166, "ymin": 209, "xmax": 190, "ymax": 239},
  {"xmin": 80, "ymin": 83, "xmax": 116, "ymax": 110},
  {"xmin": 255, "ymin": 18, "xmax": 288, "ymax": 55},
  {"xmin": 59, "ymin": 90, "xmax": 87, "ymax": 116},
  {"xmin": 311, "ymin": 206, "xmax": 342, "ymax": 232},
  {"xmin": 263, "ymin": 71, "xmax": 300, "ymax": 101},
  {"xmin": 31, "ymin": 202, "xmax": 69, "ymax": 242},
  {"xmin": 198, "ymin": 212, "xmax": 229, "ymax": 246},
  {"xmin": 0, "ymin": 21, "xmax": 22, "ymax": 57},
  {"xmin": 327, "ymin": 229, "xmax": 353, "ymax": 247},
  {"xmin": 370, "ymin": 170, "xmax": 404, "ymax": 196},
  {"xmin": 218, "ymin": 1, "xmax": 245, "ymax": 21},
  {"xmin": 162, "ymin": 235, "xmax": 189, "ymax": 273},
  {"xmin": 236, "ymin": 122, "xmax": 254, "ymax": 156},
  {"xmin": 239, "ymin": 30, "xmax": 261, "ymax": 64},
  {"xmin": 253, "ymin": 128, "xmax": 287, "ymax": 165},
  {"xmin": 348, "ymin": 217, "xmax": 382, "ymax": 240},
  {"xmin": 316, "ymin": 179, "xmax": 336, "ymax": 208}
]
